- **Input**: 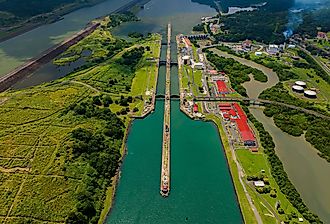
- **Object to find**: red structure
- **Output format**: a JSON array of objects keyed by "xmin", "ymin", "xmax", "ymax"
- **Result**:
[
  {"xmin": 193, "ymin": 104, "xmax": 198, "ymax": 113},
  {"xmin": 220, "ymin": 103, "xmax": 256, "ymax": 147},
  {"xmin": 216, "ymin": 80, "xmax": 229, "ymax": 94}
]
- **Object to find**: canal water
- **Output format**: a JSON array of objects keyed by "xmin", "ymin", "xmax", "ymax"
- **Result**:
[{"xmin": 107, "ymin": 0, "xmax": 242, "ymax": 222}]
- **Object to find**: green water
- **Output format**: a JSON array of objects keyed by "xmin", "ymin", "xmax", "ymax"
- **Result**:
[{"xmin": 107, "ymin": 100, "xmax": 243, "ymax": 223}]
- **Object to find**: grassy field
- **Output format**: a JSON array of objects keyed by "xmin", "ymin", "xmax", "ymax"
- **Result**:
[
  {"xmin": 0, "ymin": 16, "xmax": 161, "ymax": 223},
  {"xmin": 236, "ymin": 149, "xmax": 308, "ymax": 223}
]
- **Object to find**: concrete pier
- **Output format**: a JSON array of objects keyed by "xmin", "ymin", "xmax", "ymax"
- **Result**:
[{"xmin": 160, "ymin": 24, "xmax": 171, "ymax": 197}]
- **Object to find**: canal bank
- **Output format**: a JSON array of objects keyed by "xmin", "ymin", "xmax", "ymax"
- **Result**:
[{"xmin": 210, "ymin": 49, "xmax": 330, "ymax": 222}]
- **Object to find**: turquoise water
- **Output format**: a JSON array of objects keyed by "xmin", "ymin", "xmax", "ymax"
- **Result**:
[
  {"xmin": 107, "ymin": 101, "xmax": 243, "ymax": 223},
  {"xmin": 107, "ymin": 5, "xmax": 243, "ymax": 219}
]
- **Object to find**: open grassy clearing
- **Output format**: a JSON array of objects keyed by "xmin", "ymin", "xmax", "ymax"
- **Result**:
[
  {"xmin": 0, "ymin": 15, "xmax": 161, "ymax": 223},
  {"xmin": 236, "ymin": 149, "xmax": 308, "ymax": 223}
]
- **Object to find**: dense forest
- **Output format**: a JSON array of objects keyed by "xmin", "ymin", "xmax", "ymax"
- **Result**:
[
  {"xmin": 296, "ymin": 8, "xmax": 330, "ymax": 37},
  {"xmin": 64, "ymin": 97, "xmax": 125, "ymax": 223},
  {"xmin": 206, "ymin": 50, "xmax": 267, "ymax": 96},
  {"xmin": 192, "ymin": 0, "xmax": 294, "ymax": 12},
  {"xmin": 215, "ymin": 10, "xmax": 288, "ymax": 44},
  {"xmin": 242, "ymin": 105, "xmax": 323, "ymax": 223}
]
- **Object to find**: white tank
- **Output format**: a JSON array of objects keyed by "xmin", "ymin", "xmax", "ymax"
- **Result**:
[
  {"xmin": 304, "ymin": 90, "xmax": 317, "ymax": 98},
  {"xmin": 292, "ymin": 85, "xmax": 304, "ymax": 93},
  {"xmin": 295, "ymin": 81, "xmax": 307, "ymax": 87}
]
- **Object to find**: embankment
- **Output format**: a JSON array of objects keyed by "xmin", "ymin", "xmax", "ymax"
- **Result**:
[{"xmin": 0, "ymin": 22, "xmax": 100, "ymax": 92}]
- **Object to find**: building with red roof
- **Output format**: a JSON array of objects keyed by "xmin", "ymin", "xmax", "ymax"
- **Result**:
[
  {"xmin": 232, "ymin": 103, "xmax": 256, "ymax": 146},
  {"xmin": 183, "ymin": 37, "xmax": 192, "ymax": 48},
  {"xmin": 219, "ymin": 103, "xmax": 232, "ymax": 111},
  {"xmin": 317, "ymin": 32, "xmax": 328, "ymax": 40},
  {"xmin": 216, "ymin": 80, "xmax": 229, "ymax": 94},
  {"xmin": 236, "ymin": 118, "xmax": 256, "ymax": 146},
  {"xmin": 219, "ymin": 102, "xmax": 257, "ymax": 146},
  {"xmin": 193, "ymin": 104, "xmax": 198, "ymax": 113},
  {"xmin": 208, "ymin": 70, "xmax": 218, "ymax": 75}
]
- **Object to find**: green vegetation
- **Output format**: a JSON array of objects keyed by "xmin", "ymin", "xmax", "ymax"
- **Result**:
[
  {"xmin": 296, "ymin": 50, "xmax": 330, "ymax": 84},
  {"xmin": 297, "ymin": 8, "xmax": 330, "ymax": 37},
  {"xmin": 192, "ymin": 23, "xmax": 205, "ymax": 32},
  {"xmin": 236, "ymin": 149, "xmax": 308, "ymax": 223},
  {"xmin": 214, "ymin": 10, "xmax": 288, "ymax": 44},
  {"xmin": 241, "ymin": 105, "xmax": 322, "ymax": 223},
  {"xmin": 0, "ymin": 15, "xmax": 161, "ymax": 223},
  {"xmin": 206, "ymin": 50, "xmax": 267, "ymax": 96}
]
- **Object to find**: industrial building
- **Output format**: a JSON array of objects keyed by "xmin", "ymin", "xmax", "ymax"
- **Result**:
[
  {"xmin": 216, "ymin": 80, "xmax": 229, "ymax": 94},
  {"xmin": 182, "ymin": 55, "xmax": 190, "ymax": 65},
  {"xmin": 219, "ymin": 103, "xmax": 257, "ymax": 147},
  {"xmin": 267, "ymin": 44, "xmax": 280, "ymax": 55}
]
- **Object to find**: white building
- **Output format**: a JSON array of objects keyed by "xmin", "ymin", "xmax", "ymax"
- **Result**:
[
  {"xmin": 254, "ymin": 181, "xmax": 265, "ymax": 187},
  {"xmin": 267, "ymin": 44, "xmax": 280, "ymax": 55},
  {"xmin": 192, "ymin": 62, "xmax": 204, "ymax": 70}
]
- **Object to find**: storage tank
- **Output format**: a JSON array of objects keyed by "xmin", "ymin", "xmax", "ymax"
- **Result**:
[
  {"xmin": 304, "ymin": 90, "xmax": 317, "ymax": 98},
  {"xmin": 292, "ymin": 85, "xmax": 304, "ymax": 93},
  {"xmin": 295, "ymin": 81, "xmax": 307, "ymax": 88}
]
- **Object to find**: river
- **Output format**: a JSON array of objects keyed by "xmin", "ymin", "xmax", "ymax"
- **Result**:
[
  {"xmin": 210, "ymin": 48, "xmax": 279, "ymax": 98},
  {"xmin": 250, "ymin": 109, "xmax": 330, "ymax": 222},
  {"xmin": 211, "ymin": 49, "xmax": 330, "ymax": 222}
]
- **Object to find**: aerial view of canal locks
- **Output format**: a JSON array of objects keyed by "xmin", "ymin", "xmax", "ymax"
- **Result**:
[{"xmin": 0, "ymin": 0, "xmax": 329, "ymax": 224}]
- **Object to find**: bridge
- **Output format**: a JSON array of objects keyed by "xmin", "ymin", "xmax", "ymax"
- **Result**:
[
  {"xmin": 156, "ymin": 94, "xmax": 180, "ymax": 99},
  {"xmin": 159, "ymin": 60, "xmax": 178, "ymax": 66},
  {"xmin": 194, "ymin": 96, "xmax": 330, "ymax": 120}
]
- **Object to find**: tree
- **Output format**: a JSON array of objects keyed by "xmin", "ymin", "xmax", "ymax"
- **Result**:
[
  {"xmin": 92, "ymin": 96, "xmax": 102, "ymax": 106},
  {"xmin": 103, "ymin": 95, "xmax": 113, "ymax": 107}
]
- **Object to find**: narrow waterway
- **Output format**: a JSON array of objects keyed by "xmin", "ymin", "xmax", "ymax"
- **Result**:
[
  {"xmin": 108, "ymin": 98, "xmax": 243, "ymax": 223},
  {"xmin": 211, "ymin": 48, "xmax": 279, "ymax": 98}
]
